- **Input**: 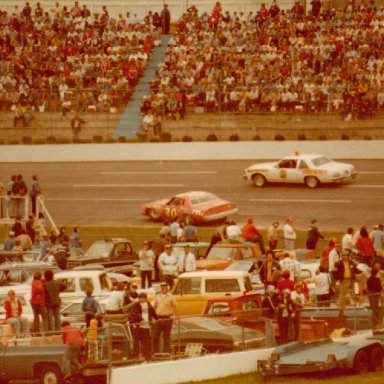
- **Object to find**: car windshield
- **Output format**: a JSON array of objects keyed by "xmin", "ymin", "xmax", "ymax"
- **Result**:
[
  {"xmin": 311, "ymin": 156, "xmax": 332, "ymax": 167},
  {"xmin": 85, "ymin": 242, "xmax": 113, "ymax": 258},
  {"xmin": 190, "ymin": 194, "xmax": 217, "ymax": 205},
  {"xmin": 207, "ymin": 248, "xmax": 237, "ymax": 260},
  {"xmin": 189, "ymin": 318, "xmax": 230, "ymax": 330}
]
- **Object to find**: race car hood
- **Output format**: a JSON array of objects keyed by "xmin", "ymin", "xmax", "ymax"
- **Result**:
[{"xmin": 142, "ymin": 198, "xmax": 169, "ymax": 208}]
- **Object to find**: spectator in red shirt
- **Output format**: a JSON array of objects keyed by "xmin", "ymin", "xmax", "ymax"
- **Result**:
[
  {"xmin": 241, "ymin": 217, "xmax": 266, "ymax": 254},
  {"xmin": 320, "ymin": 238, "xmax": 336, "ymax": 271},
  {"xmin": 276, "ymin": 270, "xmax": 295, "ymax": 294},
  {"xmin": 30, "ymin": 271, "xmax": 48, "ymax": 334},
  {"xmin": 61, "ymin": 321, "xmax": 85, "ymax": 379},
  {"xmin": 356, "ymin": 226, "xmax": 375, "ymax": 266}
]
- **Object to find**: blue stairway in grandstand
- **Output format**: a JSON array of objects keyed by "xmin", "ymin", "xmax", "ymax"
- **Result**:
[{"xmin": 113, "ymin": 35, "xmax": 170, "ymax": 138}]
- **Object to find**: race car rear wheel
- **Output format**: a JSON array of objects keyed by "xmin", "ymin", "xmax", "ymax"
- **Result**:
[
  {"xmin": 252, "ymin": 174, "xmax": 266, "ymax": 188},
  {"xmin": 352, "ymin": 349, "xmax": 369, "ymax": 374},
  {"xmin": 184, "ymin": 215, "xmax": 196, "ymax": 226},
  {"xmin": 368, "ymin": 345, "xmax": 383, "ymax": 372},
  {"xmin": 148, "ymin": 209, "xmax": 161, "ymax": 222},
  {"xmin": 304, "ymin": 176, "xmax": 319, "ymax": 189}
]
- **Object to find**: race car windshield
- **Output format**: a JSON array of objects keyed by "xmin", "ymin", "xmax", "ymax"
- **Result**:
[
  {"xmin": 312, "ymin": 156, "xmax": 332, "ymax": 167},
  {"xmin": 190, "ymin": 194, "xmax": 217, "ymax": 205}
]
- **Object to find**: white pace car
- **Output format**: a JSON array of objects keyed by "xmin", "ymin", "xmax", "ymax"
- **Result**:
[{"xmin": 243, "ymin": 153, "xmax": 356, "ymax": 188}]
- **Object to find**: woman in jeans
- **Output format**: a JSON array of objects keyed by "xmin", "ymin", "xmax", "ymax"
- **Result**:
[
  {"xmin": 30, "ymin": 271, "xmax": 48, "ymax": 334},
  {"xmin": 4, "ymin": 290, "xmax": 29, "ymax": 337}
]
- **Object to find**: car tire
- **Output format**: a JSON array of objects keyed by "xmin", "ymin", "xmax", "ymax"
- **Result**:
[
  {"xmin": 148, "ymin": 209, "xmax": 161, "ymax": 222},
  {"xmin": 368, "ymin": 345, "xmax": 383, "ymax": 372},
  {"xmin": 252, "ymin": 174, "xmax": 266, "ymax": 188},
  {"xmin": 352, "ymin": 349, "xmax": 369, "ymax": 374},
  {"xmin": 184, "ymin": 215, "xmax": 195, "ymax": 226},
  {"xmin": 304, "ymin": 176, "xmax": 319, "ymax": 189},
  {"xmin": 38, "ymin": 364, "xmax": 62, "ymax": 384}
]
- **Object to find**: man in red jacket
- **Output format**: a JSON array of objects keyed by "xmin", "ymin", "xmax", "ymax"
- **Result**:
[
  {"xmin": 61, "ymin": 321, "xmax": 85, "ymax": 379},
  {"xmin": 241, "ymin": 217, "xmax": 266, "ymax": 254}
]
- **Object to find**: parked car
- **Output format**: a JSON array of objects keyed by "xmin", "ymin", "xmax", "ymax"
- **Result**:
[
  {"xmin": 172, "ymin": 270, "xmax": 254, "ymax": 316},
  {"xmin": 67, "ymin": 238, "xmax": 138, "ymax": 269},
  {"xmin": 203, "ymin": 294, "xmax": 332, "ymax": 343},
  {"xmin": 171, "ymin": 316, "xmax": 265, "ymax": 352},
  {"xmin": 141, "ymin": 191, "xmax": 238, "ymax": 225},
  {"xmin": 244, "ymin": 153, "xmax": 356, "ymax": 188},
  {"xmin": 0, "ymin": 262, "xmax": 59, "ymax": 287},
  {"xmin": 0, "ymin": 250, "xmax": 42, "ymax": 264},
  {"xmin": 196, "ymin": 243, "xmax": 260, "ymax": 271}
]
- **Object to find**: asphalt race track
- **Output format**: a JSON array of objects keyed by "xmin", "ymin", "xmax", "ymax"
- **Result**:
[{"xmin": 1, "ymin": 159, "xmax": 383, "ymax": 230}]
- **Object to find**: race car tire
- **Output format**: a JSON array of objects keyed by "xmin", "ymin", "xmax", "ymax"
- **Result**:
[
  {"xmin": 352, "ymin": 349, "xmax": 369, "ymax": 374},
  {"xmin": 252, "ymin": 174, "xmax": 266, "ymax": 188},
  {"xmin": 184, "ymin": 215, "xmax": 196, "ymax": 226},
  {"xmin": 368, "ymin": 345, "xmax": 383, "ymax": 372},
  {"xmin": 148, "ymin": 209, "xmax": 161, "ymax": 222}
]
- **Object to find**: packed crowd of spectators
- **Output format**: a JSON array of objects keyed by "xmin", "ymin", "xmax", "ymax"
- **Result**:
[
  {"xmin": 143, "ymin": 0, "xmax": 384, "ymax": 121},
  {"xmin": 0, "ymin": 1, "xmax": 162, "ymax": 118}
]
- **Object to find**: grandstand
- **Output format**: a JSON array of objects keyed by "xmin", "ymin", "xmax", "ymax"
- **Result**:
[{"xmin": 1, "ymin": 0, "xmax": 384, "ymax": 144}]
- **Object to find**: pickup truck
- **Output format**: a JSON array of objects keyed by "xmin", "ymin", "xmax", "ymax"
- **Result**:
[
  {"xmin": 0, "ymin": 322, "xmax": 133, "ymax": 384},
  {"xmin": 67, "ymin": 238, "xmax": 138, "ymax": 270}
]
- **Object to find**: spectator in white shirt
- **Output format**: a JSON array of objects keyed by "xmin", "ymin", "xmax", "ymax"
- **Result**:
[
  {"xmin": 342, "ymin": 227, "xmax": 354, "ymax": 250},
  {"xmin": 314, "ymin": 265, "xmax": 332, "ymax": 307},
  {"xmin": 226, "ymin": 221, "xmax": 243, "ymax": 243},
  {"xmin": 283, "ymin": 217, "xmax": 296, "ymax": 250},
  {"xmin": 105, "ymin": 283, "xmax": 125, "ymax": 314},
  {"xmin": 177, "ymin": 244, "xmax": 196, "ymax": 273}
]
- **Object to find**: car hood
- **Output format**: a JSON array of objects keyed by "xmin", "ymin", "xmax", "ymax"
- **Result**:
[
  {"xmin": 245, "ymin": 162, "xmax": 277, "ymax": 170},
  {"xmin": 142, "ymin": 198, "xmax": 169, "ymax": 207}
]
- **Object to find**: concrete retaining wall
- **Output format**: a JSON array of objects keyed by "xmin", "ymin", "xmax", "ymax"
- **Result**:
[
  {"xmin": 110, "ymin": 348, "xmax": 273, "ymax": 384},
  {"xmin": 0, "ymin": 141, "xmax": 383, "ymax": 162}
]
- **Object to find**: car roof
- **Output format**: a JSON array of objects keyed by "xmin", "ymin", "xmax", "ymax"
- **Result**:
[
  {"xmin": 178, "ymin": 270, "xmax": 249, "ymax": 278},
  {"xmin": 175, "ymin": 191, "xmax": 215, "ymax": 198},
  {"xmin": 207, "ymin": 293, "xmax": 261, "ymax": 302},
  {"xmin": 173, "ymin": 242, "xmax": 210, "ymax": 248},
  {"xmin": 281, "ymin": 154, "xmax": 327, "ymax": 161},
  {"xmin": 54, "ymin": 270, "xmax": 106, "ymax": 278},
  {"xmin": 212, "ymin": 243, "xmax": 255, "ymax": 249}
]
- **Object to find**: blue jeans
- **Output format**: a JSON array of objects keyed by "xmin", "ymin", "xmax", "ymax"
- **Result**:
[
  {"xmin": 32, "ymin": 305, "xmax": 48, "ymax": 334},
  {"xmin": 47, "ymin": 305, "xmax": 61, "ymax": 332},
  {"xmin": 7, "ymin": 317, "xmax": 30, "ymax": 336}
]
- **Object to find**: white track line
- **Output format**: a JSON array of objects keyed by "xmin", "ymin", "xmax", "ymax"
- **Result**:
[
  {"xmin": 250, "ymin": 198, "xmax": 352, "ymax": 204},
  {"xmin": 73, "ymin": 184, "xmax": 184, "ymax": 188},
  {"xmin": 345, "ymin": 185, "xmax": 384, "ymax": 189},
  {"xmin": 358, "ymin": 171, "xmax": 384, "ymax": 174},
  {"xmin": 101, "ymin": 171, "xmax": 218, "ymax": 175}
]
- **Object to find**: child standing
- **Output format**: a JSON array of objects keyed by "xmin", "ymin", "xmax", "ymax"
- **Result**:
[
  {"xmin": 81, "ymin": 288, "xmax": 100, "ymax": 327},
  {"xmin": 87, "ymin": 316, "xmax": 99, "ymax": 362}
]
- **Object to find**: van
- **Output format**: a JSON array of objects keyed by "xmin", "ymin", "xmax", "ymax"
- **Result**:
[{"xmin": 172, "ymin": 270, "xmax": 254, "ymax": 316}]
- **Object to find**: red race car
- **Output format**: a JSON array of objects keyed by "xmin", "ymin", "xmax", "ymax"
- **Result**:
[{"xmin": 141, "ymin": 191, "xmax": 238, "ymax": 225}]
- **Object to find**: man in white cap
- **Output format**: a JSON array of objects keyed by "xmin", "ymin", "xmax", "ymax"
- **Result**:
[{"xmin": 152, "ymin": 282, "xmax": 176, "ymax": 354}]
